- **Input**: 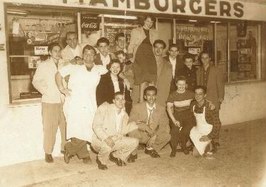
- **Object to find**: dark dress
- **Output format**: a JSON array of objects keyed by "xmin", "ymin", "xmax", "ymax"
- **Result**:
[
  {"xmin": 133, "ymin": 28, "xmax": 157, "ymax": 85},
  {"xmin": 96, "ymin": 72, "xmax": 132, "ymax": 114}
]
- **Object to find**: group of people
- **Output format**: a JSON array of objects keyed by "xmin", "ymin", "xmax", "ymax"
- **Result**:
[{"xmin": 32, "ymin": 15, "xmax": 225, "ymax": 170}]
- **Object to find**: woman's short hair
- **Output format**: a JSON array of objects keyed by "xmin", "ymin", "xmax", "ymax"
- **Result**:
[
  {"xmin": 139, "ymin": 15, "xmax": 156, "ymax": 26},
  {"xmin": 107, "ymin": 59, "xmax": 122, "ymax": 71},
  {"xmin": 175, "ymin": 76, "xmax": 187, "ymax": 84}
]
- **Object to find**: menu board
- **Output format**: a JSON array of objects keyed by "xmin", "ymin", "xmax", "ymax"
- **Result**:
[{"xmin": 176, "ymin": 24, "xmax": 210, "ymax": 47}]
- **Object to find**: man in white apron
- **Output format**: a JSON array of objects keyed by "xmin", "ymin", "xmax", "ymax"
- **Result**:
[
  {"xmin": 190, "ymin": 86, "xmax": 221, "ymax": 157},
  {"xmin": 56, "ymin": 45, "xmax": 107, "ymax": 164}
]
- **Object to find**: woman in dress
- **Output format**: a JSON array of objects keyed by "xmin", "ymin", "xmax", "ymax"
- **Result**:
[
  {"xmin": 128, "ymin": 15, "xmax": 158, "ymax": 103},
  {"xmin": 96, "ymin": 59, "xmax": 132, "ymax": 114}
]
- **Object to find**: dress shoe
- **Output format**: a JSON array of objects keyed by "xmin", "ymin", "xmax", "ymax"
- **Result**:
[
  {"xmin": 116, "ymin": 159, "xmax": 126, "ymax": 166},
  {"xmin": 45, "ymin": 154, "xmax": 54, "ymax": 163},
  {"xmin": 110, "ymin": 153, "xmax": 126, "ymax": 166},
  {"xmin": 96, "ymin": 157, "xmax": 108, "ymax": 170},
  {"xmin": 144, "ymin": 149, "xmax": 160, "ymax": 158},
  {"xmin": 127, "ymin": 154, "xmax": 138, "ymax": 163},
  {"xmin": 137, "ymin": 143, "xmax": 146, "ymax": 150},
  {"xmin": 211, "ymin": 142, "xmax": 220, "ymax": 153},
  {"xmin": 183, "ymin": 148, "xmax": 189, "ymax": 155},
  {"xmin": 170, "ymin": 150, "xmax": 176, "ymax": 157},
  {"xmin": 83, "ymin": 156, "xmax": 92, "ymax": 164},
  {"xmin": 64, "ymin": 151, "xmax": 71, "ymax": 164}
]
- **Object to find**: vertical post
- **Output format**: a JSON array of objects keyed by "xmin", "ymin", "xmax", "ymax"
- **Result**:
[
  {"xmin": 155, "ymin": 17, "xmax": 158, "ymax": 30},
  {"xmin": 77, "ymin": 12, "xmax": 81, "ymax": 44},
  {"xmin": 101, "ymin": 14, "xmax": 105, "ymax": 37},
  {"xmin": 173, "ymin": 18, "xmax": 176, "ymax": 44},
  {"xmin": 213, "ymin": 22, "xmax": 217, "ymax": 66},
  {"xmin": 227, "ymin": 22, "xmax": 230, "ymax": 83},
  {"xmin": 257, "ymin": 24, "xmax": 261, "ymax": 80}
]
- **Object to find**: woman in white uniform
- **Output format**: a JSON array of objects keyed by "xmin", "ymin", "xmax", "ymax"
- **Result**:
[
  {"xmin": 56, "ymin": 45, "xmax": 107, "ymax": 164},
  {"xmin": 190, "ymin": 86, "xmax": 221, "ymax": 157}
]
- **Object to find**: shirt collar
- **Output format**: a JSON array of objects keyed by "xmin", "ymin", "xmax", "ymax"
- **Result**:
[{"xmin": 146, "ymin": 102, "xmax": 156, "ymax": 110}]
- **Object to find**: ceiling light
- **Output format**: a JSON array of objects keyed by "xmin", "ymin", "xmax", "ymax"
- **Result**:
[
  {"xmin": 7, "ymin": 9, "xmax": 28, "ymax": 15},
  {"xmin": 188, "ymin": 20, "xmax": 197, "ymax": 22},
  {"xmin": 210, "ymin": 21, "xmax": 221, "ymax": 24},
  {"xmin": 98, "ymin": 14, "xmax": 137, "ymax": 20}
]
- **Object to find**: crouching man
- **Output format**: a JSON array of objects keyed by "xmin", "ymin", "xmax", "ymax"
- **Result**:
[
  {"xmin": 92, "ymin": 92, "xmax": 139, "ymax": 170},
  {"xmin": 190, "ymin": 86, "xmax": 221, "ymax": 158},
  {"xmin": 128, "ymin": 86, "xmax": 170, "ymax": 160}
]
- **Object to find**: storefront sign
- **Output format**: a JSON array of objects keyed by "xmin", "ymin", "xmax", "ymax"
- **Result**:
[
  {"xmin": 81, "ymin": 14, "xmax": 100, "ymax": 32},
  {"xmin": 63, "ymin": 0, "xmax": 245, "ymax": 19}
]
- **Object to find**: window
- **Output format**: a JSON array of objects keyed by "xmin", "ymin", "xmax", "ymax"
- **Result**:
[
  {"xmin": 6, "ymin": 5, "xmax": 76, "ymax": 102},
  {"xmin": 228, "ymin": 22, "xmax": 259, "ymax": 82},
  {"xmin": 216, "ymin": 21, "xmax": 261, "ymax": 82}
]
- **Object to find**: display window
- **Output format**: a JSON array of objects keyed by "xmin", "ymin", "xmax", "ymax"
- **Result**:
[
  {"xmin": 228, "ymin": 22, "xmax": 259, "ymax": 81},
  {"xmin": 4, "ymin": 3, "xmax": 265, "ymax": 104}
]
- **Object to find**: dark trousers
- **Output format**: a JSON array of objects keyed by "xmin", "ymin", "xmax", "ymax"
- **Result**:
[
  {"xmin": 170, "ymin": 110, "xmax": 195, "ymax": 151},
  {"xmin": 65, "ymin": 138, "xmax": 90, "ymax": 159}
]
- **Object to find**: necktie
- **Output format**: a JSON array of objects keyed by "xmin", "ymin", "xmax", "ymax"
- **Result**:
[{"xmin": 147, "ymin": 108, "xmax": 153, "ymax": 125}]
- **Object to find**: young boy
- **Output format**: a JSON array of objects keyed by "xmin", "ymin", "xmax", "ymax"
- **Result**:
[
  {"xmin": 115, "ymin": 50, "xmax": 134, "ymax": 87},
  {"xmin": 166, "ymin": 76, "xmax": 195, "ymax": 157}
]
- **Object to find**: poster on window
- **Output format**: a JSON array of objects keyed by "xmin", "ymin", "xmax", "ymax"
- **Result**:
[
  {"xmin": 104, "ymin": 23, "xmax": 138, "ymax": 49},
  {"xmin": 176, "ymin": 24, "xmax": 210, "ymax": 47}
]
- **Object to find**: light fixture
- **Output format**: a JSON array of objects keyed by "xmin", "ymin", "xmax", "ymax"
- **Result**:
[
  {"xmin": 210, "ymin": 21, "xmax": 222, "ymax": 24},
  {"xmin": 188, "ymin": 20, "xmax": 197, "ymax": 22},
  {"xmin": 7, "ymin": 9, "xmax": 28, "ymax": 15},
  {"xmin": 98, "ymin": 14, "xmax": 137, "ymax": 20}
]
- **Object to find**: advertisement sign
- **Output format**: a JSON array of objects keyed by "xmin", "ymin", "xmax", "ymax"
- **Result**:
[{"xmin": 81, "ymin": 14, "xmax": 100, "ymax": 32}]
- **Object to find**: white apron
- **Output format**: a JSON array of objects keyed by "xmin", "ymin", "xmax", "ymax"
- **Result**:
[
  {"xmin": 190, "ymin": 106, "xmax": 213, "ymax": 155},
  {"xmin": 63, "ymin": 65, "xmax": 103, "ymax": 142}
]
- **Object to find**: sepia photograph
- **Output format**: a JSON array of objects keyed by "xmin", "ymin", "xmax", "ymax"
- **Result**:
[{"xmin": 0, "ymin": 0, "xmax": 266, "ymax": 186}]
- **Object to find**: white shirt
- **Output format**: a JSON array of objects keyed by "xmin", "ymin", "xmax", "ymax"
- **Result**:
[
  {"xmin": 100, "ymin": 53, "xmax": 111, "ymax": 67},
  {"xmin": 32, "ymin": 58, "xmax": 65, "ymax": 103},
  {"xmin": 169, "ymin": 57, "xmax": 176, "ymax": 78},
  {"xmin": 115, "ymin": 109, "xmax": 126, "ymax": 132},
  {"xmin": 110, "ymin": 74, "xmax": 120, "ymax": 92},
  {"xmin": 70, "ymin": 46, "xmax": 81, "ymax": 58},
  {"xmin": 146, "ymin": 103, "xmax": 156, "ymax": 124}
]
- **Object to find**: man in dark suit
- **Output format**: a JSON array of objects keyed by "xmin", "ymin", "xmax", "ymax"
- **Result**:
[
  {"xmin": 196, "ymin": 51, "xmax": 225, "ymax": 151},
  {"xmin": 128, "ymin": 86, "xmax": 170, "ymax": 159},
  {"xmin": 164, "ymin": 44, "xmax": 184, "ymax": 92}
]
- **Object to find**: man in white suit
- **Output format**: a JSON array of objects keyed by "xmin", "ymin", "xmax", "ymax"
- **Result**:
[
  {"xmin": 32, "ymin": 43, "xmax": 66, "ymax": 163},
  {"xmin": 92, "ymin": 92, "xmax": 138, "ymax": 170}
]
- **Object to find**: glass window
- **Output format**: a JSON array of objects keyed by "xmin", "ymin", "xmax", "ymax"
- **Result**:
[
  {"xmin": 229, "ymin": 22, "xmax": 259, "ymax": 81},
  {"xmin": 6, "ymin": 6, "xmax": 75, "ymax": 103},
  {"xmin": 216, "ymin": 22, "xmax": 229, "ymax": 82},
  {"xmin": 175, "ymin": 22, "xmax": 214, "ymax": 66}
]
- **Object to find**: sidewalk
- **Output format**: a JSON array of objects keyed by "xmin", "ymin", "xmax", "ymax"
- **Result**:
[{"xmin": 1, "ymin": 119, "xmax": 266, "ymax": 187}]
